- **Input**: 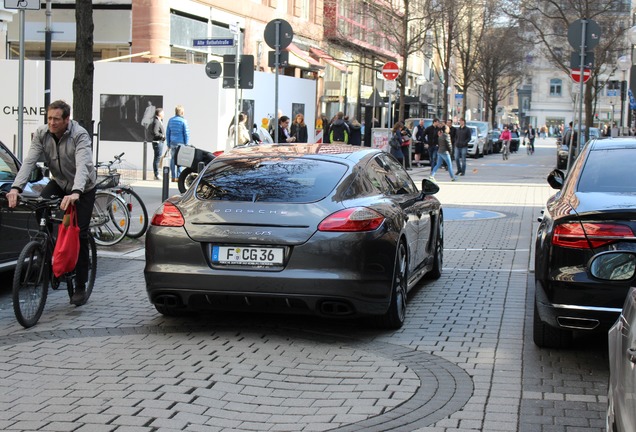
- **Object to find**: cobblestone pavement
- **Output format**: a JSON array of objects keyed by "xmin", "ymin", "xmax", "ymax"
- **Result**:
[{"xmin": 0, "ymin": 139, "xmax": 611, "ymax": 431}]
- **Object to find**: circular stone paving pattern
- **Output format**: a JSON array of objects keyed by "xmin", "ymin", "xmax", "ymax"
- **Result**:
[{"xmin": 0, "ymin": 327, "xmax": 473, "ymax": 431}]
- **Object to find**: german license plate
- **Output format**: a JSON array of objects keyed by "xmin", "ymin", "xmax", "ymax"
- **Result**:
[{"xmin": 212, "ymin": 246, "xmax": 284, "ymax": 266}]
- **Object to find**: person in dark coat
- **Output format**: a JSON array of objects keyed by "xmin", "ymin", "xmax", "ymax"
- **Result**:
[
  {"xmin": 349, "ymin": 118, "xmax": 362, "ymax": 145},
  {"xmin": 290, "ymin": 113, "xmax": 309, "ymax": 143}
]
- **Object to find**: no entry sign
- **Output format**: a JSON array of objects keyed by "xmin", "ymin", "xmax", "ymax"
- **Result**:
[
  {"xmin": 570, "ymin": 68, "xmax": 591, "ymax": 83},
  {"xmin": 382, "ymin": 61, "xmax": 399, "ymax": 80}
]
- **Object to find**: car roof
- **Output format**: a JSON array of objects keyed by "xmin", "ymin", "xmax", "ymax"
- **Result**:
[
  {"xmin": 588, "ymin": 137, "xmax": 636, "ymax": 150},
  {"xmin": 215, "ymin": 143, "xmax": 381, "ymax": 164}
]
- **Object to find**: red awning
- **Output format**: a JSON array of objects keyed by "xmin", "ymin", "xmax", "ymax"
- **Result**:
[
  {"xmin": 309, "ymin": 47, "xmax": 348, "ymax": 72},
  {"xmin": 286, "ymin": 43, "xmax": 324, "ymax": 69}
]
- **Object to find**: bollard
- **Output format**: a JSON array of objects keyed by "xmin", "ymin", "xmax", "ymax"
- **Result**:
[
  {"xmin": 162, "ymin": 166, "xmax": 170, "ymax": 202},
  {"xmin": 198, "ymin": 161, "xmax": 205, "ymax": 173},
  {"xmin": 142, "ymin": 141, "xmax": 148, "ymax": 181}
]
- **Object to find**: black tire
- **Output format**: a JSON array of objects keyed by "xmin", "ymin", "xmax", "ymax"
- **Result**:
[
  {"xmin": 425, "ymin": 213, "xmax": 443, "ymax": 280},
  {"xmin": 532, "ymin": 299, "xmax": 573, "ymax": 348},
  {"xmin": 378, "ymin": 241, "xmax": 408, "ymax": 329},
  {"xmin": 12, "ymin": 241, "xmax": 49, "ymax": 328},
  {"xmin": 85, "ymin": 236, "xmax": 97, "ymax": 301},
  {"xmin": 90, "ymin": 192, "xmax": 130, "ymax": 246},
  {"xmin": 178, "ymin": 168, "xmax": 199, "ymax": 194},
  {"xmin": 119, "ymin": 188, "xmax": 148, "ymax": 238}
]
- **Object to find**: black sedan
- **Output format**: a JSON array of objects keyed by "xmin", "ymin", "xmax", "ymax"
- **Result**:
[
  {"xmin": 145, "ymin": 144, "xmax": 444, "ymax": 328},
  {"xmin": 486, "ymin": 130, "xmax": 501, "ymax": 154},
  {"xmin": 534, "ymin": 138, "xmax": 636, "ymax": 348},
  {"xmin": 0, "ymin": 141, "xmax": 48, "ymax": 271}
]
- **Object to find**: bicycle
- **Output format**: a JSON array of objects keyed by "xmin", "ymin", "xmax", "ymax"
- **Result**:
[
  {"xmin": 526, "ymin": 139, "xmax": 534, "ymax": 155},
  {"xmin": 502, "ymin": 140, "xmax": 510, "ymax": 160},
  {"xmin": 5, "ymin": 194, "xmax": 97, "ymax": 328},
  {"xmin": 91, "ymin": 173, "xmax": 131, "ymax": 246},
  {"xmin": 96, "ymin": 153, "xmax": 149, "ymax": 239}
]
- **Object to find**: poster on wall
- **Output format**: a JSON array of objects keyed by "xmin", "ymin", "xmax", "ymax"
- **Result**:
[
  {"xmin": 99, "ymin": 94, "xmax": 163, "ymax": 142},
  {"xmin": 242, "ymin": 99, "xmax": 255, "ymax": 134},
  {"xmin": 291, "ymin": 103, "xmax": 305, "ymax": 123}
]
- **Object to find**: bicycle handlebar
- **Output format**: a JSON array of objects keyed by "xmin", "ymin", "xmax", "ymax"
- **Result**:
[{"xmin": 96, "ymin": 152, "xmax": 126, "ymax": 169}]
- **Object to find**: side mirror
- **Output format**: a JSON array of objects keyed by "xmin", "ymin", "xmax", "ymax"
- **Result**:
[
  {"xmin": 589, "ymin": 251, "xmax": 636, "ymax": 281},
  {"xmin": 29, "ymin": 166, "xmax": 44, "ymax": 183},
  {"xmin": 421, "ymin": 178, "xmax": 440, "ymax": 196},
  {"xmin": 547, "ymin": 169, "xmax": 565, "ymax": 190}
]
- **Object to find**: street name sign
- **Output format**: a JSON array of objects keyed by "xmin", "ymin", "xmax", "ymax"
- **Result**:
[
  {"xmin": 193, "ymin": 38, "xmax": 235, "ymax": 48},
  {"xmin": 4, "ymin": 0, "xmax": 41, "ymax": 9}
]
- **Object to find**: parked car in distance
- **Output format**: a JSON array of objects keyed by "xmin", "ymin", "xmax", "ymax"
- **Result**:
[
  {"xmin": 534, "ymin": 137, "xmax": 636, "ymax": 348},
  {"xmin": 466, "ymin": 121, "xmax": 490, "ymax": 153},
  {"xmin": 0, "ymin": 140, "xmax": 49, "ymax": 271},
  {"xmin": 588, "ymin": 251, "xmax": 636, "ymax": 432},
  {"xmin": 145, "ymin": 143, "xmax": 444, "ymax": 329},
  {"xmin": 466, "ymin": 125, "xmax": 485, "ymax": 158},
  {"xmin": 486, "ymin": 129, "xmax": 501, "ymax": 154}
]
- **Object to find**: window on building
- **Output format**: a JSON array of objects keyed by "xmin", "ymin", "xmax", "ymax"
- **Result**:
[
  {"xmin": 549, "ymin": 79, "xmax": 562, "ymax": 96},
  {"xmin": 292, "ymin": 0, "xmax": 310, "ymax": 20}
]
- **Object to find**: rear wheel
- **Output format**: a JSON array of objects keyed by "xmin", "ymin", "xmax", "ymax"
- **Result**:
[
  {"xmin": 12, "ymin": 241, "xmax": 49, "ymax": 328},
  {"xmin": 532, "ymin": 300, "xmax": 573, "ymax": 348},
  {"xmin": 178, "ymin": 168, "xmax": 199, "ymax": 193},
  {"xmin": 119, "ymin": 188, "xmax": 148, "ymax": 239},
  {"xmin": 90, "ymin": 191, "xmax": 130, "ymax": 246},
  {"xmin": 378, "ymin": 241, "xmax": 408, "ymax": 329}
]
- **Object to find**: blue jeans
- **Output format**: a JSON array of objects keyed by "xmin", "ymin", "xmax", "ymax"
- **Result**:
[
  {"xmin": 170, "ymin": 144, "xmax": 183, "ymax": 180},
  {"xmin": 428, "ymin": 146, "xmax": 438, "ymax": 168},
  {"xmin": 430, "ymin": 152, "xmax": 455, "ymax": 180},
  {"xmin": 152, "ymin": 141, "xmax": 164, "ymax": 177},
  {"xmin": 454, "ymin": 146, "xmax": 467, "ymax": 175}
]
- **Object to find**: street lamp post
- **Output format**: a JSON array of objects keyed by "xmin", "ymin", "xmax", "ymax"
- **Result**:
[
  {"xmin": 626, "ymin": 26, "xmax": 636, "ymax": 130},
  {"xmin": 617, "ymin": 55, "xmax": 630, "ymax": 130}
]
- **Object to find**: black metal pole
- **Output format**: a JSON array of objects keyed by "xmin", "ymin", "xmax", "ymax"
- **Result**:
[
  {"xmin": 44, "ymin": 0, "xmax": 52, "ymax": 122},
  {"xmin": 162, "ymin": 166, "xmax": 170, "ymax": 201}
]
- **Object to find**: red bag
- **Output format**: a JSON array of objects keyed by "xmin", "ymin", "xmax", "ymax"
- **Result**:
[{"xmin": 52, "ymin": 205, "xmax": 80, "ymax": 278}]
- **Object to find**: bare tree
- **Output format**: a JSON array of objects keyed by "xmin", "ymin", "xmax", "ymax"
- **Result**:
[
  {"xmin": 502, "ymin": 0, "xmax": 631, "ymax": 132},
  {"xmin": 454, "ymin": 0, "xmax": 498, "ymax": 118},
  {"xmin": 330, "ymin": 0, "xmax": 435, "ymax": 122},
  {"xmin": 473, "ymin": 26, "xmax": 526, "ymax": 126},
  {"xmin": 73, "ymin": 0, "xmax": 94, "ymax": 136}
]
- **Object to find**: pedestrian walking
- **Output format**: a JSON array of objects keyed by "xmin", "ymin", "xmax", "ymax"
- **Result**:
[
  {"xmin": 389, "ymin": 121, "xmax": 405, "ymax": 165},
  {"xmin": 453, "ymin": 118, "xmax": 471, "ymax": 176},
  {"xmin": 424, "ymin": 118, "xmax": 440, "ymax": 169},
  {"xmin": 290, "ymin": 113, "xmax": 309, "ymax": 143},
  {"xmin": 430, "ymin": 125, "xmax": 456, "ymax": 181},
  {"xmin": 166, "ymin": 104, "xmax": 190, "ymax": 182}
]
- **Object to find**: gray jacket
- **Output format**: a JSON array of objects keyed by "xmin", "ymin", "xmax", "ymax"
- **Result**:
[{"xmin": 13, "ymin": 120, "xmax": 97, "ymax": 194}]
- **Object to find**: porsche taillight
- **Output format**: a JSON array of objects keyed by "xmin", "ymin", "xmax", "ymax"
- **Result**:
[
  {"xmin": 552, "ymin": 222, "xmax": 634, "ymax": 249},
  {"xmin": 318, "ymin": 207, "xmax": 385, "ymax": 232},
  {"xmin": 151, "ymin": 202, "xmax": 185, "ymax": 227}
]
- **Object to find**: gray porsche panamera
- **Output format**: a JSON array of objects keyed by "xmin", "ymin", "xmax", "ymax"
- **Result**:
[{"xmin": 144, "ymin": 143, "xmax": 444, "ymax": 328}]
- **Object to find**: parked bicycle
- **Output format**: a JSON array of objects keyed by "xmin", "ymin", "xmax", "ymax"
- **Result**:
[
  {"xmin": 92, "ymin": 152, "xmax": 149, "ymax": 244},
  {"xmin": 4, "ymin": 194, "xmax": 97, "ymax": 328},
  {"xmin": 91, "ymin": 169, "xmax": 131, "ymax": 246}
]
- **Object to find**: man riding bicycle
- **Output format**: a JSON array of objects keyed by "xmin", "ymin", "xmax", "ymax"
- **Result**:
[{"xmin": 6, "ymin": 100, "xmax": 97, "ymax": 306}]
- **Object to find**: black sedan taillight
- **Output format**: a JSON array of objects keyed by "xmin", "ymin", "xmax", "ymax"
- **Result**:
[{"xmin": 552, "ymin": 222, "xmax": 635, "ymax": 249}]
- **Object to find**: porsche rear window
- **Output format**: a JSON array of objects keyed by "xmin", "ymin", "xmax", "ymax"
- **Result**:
[{"xmin": 195, "ymin": 158, "xmax": 347, "ymax": 202}]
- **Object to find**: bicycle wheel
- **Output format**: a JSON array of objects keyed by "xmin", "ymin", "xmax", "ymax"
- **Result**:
[
  {"xmin": 90, "ymin": 191, "xmax": 130, "ymax": 246},
  {"xmin": 12, "ymin": 240, "xmax": 49, "ymax": 328},
  {"xmin": 119, "ymin": 187, "xmax": 148, "ymax": 238},
  {"xmin": 85, "ymin": 235, "xmax": 97, "ymax": 300}
]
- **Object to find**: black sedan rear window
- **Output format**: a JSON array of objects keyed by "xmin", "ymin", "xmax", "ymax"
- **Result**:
[
  {"xmin": 195, "ymin": 158, "xmax": 348, "ymax": 202},
  {"xmin": 577, "ymin": 148, "xmax": 636, "ymax": 192}
]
